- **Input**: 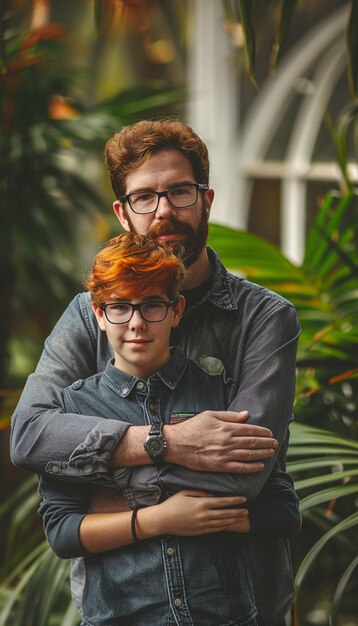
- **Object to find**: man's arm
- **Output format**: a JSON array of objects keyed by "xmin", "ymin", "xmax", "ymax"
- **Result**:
[
  {"xmin": 153, "ymin": 303, "xmax": 300, "ymax": 500},
  {"xmin": 10, "ymin": 293, "xmax": 277, "ymax": 480},
  {"xmin": 11, "ymin": 294, "xmax": 130, "ymax": 481}
]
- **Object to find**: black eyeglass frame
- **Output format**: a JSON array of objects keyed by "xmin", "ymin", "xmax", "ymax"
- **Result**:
[
  {"xmin": 119, "ymin": 183, "xmax": 209, "ymax": 215},
  {"xmin": 100, "ymin": 298, "xmax": 177, "ymax": 325}
]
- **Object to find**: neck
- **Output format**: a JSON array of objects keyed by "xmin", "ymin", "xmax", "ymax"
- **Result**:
[
  {"xmin": 114, "ymin": 349, "xmax": 171, "ymax": 380},
  {"xmin": 182, "ymin": 247, "xmax": 213, "ymax": 290}
]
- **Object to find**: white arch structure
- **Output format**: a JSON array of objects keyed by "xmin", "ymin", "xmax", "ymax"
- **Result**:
[{"xmin": 187, "ymin": 2, "xmax": 353, "ymax": 264}]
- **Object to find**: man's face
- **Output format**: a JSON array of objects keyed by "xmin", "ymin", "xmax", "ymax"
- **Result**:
[{"xmin": 113, "ymin": 149, "xmax": 214, "ymax": 267}]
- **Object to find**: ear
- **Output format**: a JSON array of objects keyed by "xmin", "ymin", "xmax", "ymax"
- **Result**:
[
  {"xmin": 92, "ymin": 302, "xmax": 107, "ymax": 331},
  {"xmin": 203, "ymin": 188, "xmax": 214, "ymax": 218},
  {"xmin": 171, "ymin": 295, "xmax": 186, "ymax": 327},
  {"xmin": 113, "ymin": 200, "xmax": 131, "ymax": 232}
]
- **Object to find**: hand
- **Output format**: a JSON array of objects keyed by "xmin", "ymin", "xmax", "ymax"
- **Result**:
[
  {"xmin": 149, "ymin": 490, "xmax": 249, "ymax": 536},
  {"xmin": 225, "ymin": 516, "xmax": 251, "ymax": 534},
  {"xmin": 164, "ymin": 410, "xmax": 278, "ymax": 472}
]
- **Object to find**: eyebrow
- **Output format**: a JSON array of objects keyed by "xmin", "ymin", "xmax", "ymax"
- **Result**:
[
  {"xmin": 109, "ymin": 295, "xmax": 169, "ymax": 303},
  {"xmin": 126, "ymin": 181, "xmax": 195, "ymax": 195}
]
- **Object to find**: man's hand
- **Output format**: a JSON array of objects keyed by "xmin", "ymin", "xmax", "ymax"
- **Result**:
[
  {"xmin": 164, "ymin": 410, "xmax": 278, "ymax": 473},
  {"xmin": 111, "ymin": 410, "xmax": 277, "ymax": 471}
]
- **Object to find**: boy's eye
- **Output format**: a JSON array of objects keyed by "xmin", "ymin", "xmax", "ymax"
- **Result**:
[
  {"xmin": 110, "ymin": 303, "xmax": 131, "ymax": 313},
  {"xmin": 142, "ymin": 302, "xmax": 164, "ymax": 312}
]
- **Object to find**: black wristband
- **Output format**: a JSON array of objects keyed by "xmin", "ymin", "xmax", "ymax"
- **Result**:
[{"xmin": 131, "ymin": 509, "xmax": 139, "ymax": 542}]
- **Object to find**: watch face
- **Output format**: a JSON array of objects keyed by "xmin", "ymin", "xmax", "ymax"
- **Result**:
[{"xmin": 147, "ymin": 436, "xmax": 164, "ymax": 456}]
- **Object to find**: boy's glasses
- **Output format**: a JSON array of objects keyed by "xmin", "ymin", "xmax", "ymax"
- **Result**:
[
  {"xmin": 100, "ymin": 299, "xmax": 177, "ymax": 324},
  {"xmin": 120, "ymin": 183, "xmax": 209, "ymax": 214}
]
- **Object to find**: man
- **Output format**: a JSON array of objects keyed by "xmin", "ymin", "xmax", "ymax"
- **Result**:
[{"xmin": 11, "ymin": 118, "xmax": 301, "ymax": 625}]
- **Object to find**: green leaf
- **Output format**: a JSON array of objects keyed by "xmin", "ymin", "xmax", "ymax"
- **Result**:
[
  {"xmin": 299, "ymin": 483, "xmax": 358, "ymax": 511},
  {"xmin": 295, "ymin": 512, "xmax": 358, "ymax": 589},
  {"xmin": 270, "ymin": 0, "xmax": 298, "ymax": 70},
  {"xmin": 347, "ymin": 0, "xmax": 358, "ymax": 98},
  {"xmin": 236, "ymin": 0, "xmax": 258, "ymax": 87},
  {"xmin": 331, "ymin": 555, "xmax": 358, "ymax": 626}
]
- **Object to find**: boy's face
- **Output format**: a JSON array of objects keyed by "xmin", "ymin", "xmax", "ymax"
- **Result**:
[
  {"xmin": 112, "ymin": 149, "xmax": 214, "ymax": 267},
  {"xmin": 93, "ymin": 292, "xmax": 185, "ymax": 379}
]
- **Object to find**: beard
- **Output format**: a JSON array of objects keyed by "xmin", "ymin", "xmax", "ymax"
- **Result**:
[{"xmin": 126, "ymin": 208, "xmax": 209, "ymax": 268}]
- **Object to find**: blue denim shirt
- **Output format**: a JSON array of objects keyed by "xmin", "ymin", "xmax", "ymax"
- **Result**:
[
  {"xmin": 12, "ymin": 248, "xmax": 301, "ymax": 624},
  {"xmin": 38, "ymin": 349, "xmax": 300, "ymax": 626},
  {"xmin": 38, "ymin": 349, "xmax": 259, "ymax": 625}
]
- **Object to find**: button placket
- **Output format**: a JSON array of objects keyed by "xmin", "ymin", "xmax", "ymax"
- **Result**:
[{"xmin": 162, "ymin": 538, "xmax": 193, "ymax": 625}]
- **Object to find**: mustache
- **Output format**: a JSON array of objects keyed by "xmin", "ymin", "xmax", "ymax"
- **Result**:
[{"xmin": 148, "ymin": 218, "xmax": 194, "ymax": 238}]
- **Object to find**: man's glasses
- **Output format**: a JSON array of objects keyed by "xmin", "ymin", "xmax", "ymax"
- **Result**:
[
  {"xmin": 100, "ymin": 299, "xmax": 177, "ymax": 324},
  {"xmin": 120, "ymin": 183, "xmax": 209, "ymax": 215}
]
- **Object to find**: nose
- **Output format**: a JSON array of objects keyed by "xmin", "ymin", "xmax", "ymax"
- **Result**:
[
  {"xmin": 155, "ymin": 194, "xmax": 177, "ymax": 219},
  {"xmin": 128, "ymin": 309, "xmax": 146, "ymax": 330}
]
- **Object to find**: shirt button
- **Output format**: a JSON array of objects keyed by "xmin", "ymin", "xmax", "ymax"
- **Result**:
[
  {"xmin": 51, "ymin": 465, "xmax": 60, "ymax": 473},
  {"xmin": 174, "ymin": 598, "xmax": 182, "ymax": 607},
  {"xmin": 149, "ymin": 403, "xmax": 156, "ymax": 411},
  {"xmin": 84, "ymin": 465, "xmax": 92, "ymax": 473},
  {"xmin": 136, "ymin": 382, "xmax": 145, "ymax": 390},
  {"xmin": 166, "ymin": 547, "xmax": 175, "ymax": 556},
  {"xmin": 122, "ymin": 387, "xmax": 129, "ymax": 395}
]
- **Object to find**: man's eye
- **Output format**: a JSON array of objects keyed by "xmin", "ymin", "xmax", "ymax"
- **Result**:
[
  {"xmin": 171, "ymin": 187, "xmax": 189, "ymax": 196},
  {"xmin": 131, "ymin": 192, "xmax": 155, "ymax": 205}
]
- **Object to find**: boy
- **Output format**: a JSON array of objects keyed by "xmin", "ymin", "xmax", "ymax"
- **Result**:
[{"xmin": 38, "ymin": 233, "xmax": 300, "ymax": 626}]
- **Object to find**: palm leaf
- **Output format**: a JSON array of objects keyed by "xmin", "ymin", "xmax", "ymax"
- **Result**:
[
  {"xmin": 295, "ymin": 512, "xmax": 358, "ymax": 589},
  {"xmin": 331, "ymin": 555, "xmax": 358, "ymax": 626}
]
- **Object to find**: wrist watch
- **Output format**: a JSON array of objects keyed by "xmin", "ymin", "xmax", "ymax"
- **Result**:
[{"xmin": 144, "ymin": 423, "xmax": 166, "ymax": 464}]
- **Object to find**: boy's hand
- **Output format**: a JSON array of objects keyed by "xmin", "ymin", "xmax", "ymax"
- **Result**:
[{"xmin": 147, "ymin": 490, "xmax": 249, "ymax": 537}]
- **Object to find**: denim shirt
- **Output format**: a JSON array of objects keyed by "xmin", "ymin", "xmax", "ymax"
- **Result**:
[
  {"xmin": 39, "ymin": 349, "xmax": 263, "ymax": 626},
  {"xmin": 11, "ymin": 248, "xmax": 301, "ymax": 624},
  {"xmin": 38, "ymin": 349, "xmax": 300, "ymax": 626}
]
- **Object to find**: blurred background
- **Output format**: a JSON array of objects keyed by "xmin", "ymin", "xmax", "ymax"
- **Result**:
[{"xmin": 0, "ymin": 1, "xmax": 357, "ymax": 625}]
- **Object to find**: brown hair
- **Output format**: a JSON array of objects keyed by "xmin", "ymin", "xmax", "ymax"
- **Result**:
[
  {"xmin": 85, "ymin": 233, "xmax": 185, "ymax": 305},
  {"xmin": 104, "ymin": 118, "xmax": 209, "ymax": 199}
]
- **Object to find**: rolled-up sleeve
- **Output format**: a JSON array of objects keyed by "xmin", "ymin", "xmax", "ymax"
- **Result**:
[{"xmin": 10, "ymin": 294, "xmax": 129, "ymax": 480}]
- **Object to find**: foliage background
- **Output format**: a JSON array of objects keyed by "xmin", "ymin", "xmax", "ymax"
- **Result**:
[{"xmin": 0, "ymin": 1, "xmax": 357, "ymax": 625}]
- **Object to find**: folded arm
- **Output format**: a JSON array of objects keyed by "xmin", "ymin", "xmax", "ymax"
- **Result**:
[
  {"xmin": 11, "ymin": 294, "xmax": 290, "ymax": 486},
  {"xmin": 38, "ymin": 476, "xmax": 248, "ymax": 558}
]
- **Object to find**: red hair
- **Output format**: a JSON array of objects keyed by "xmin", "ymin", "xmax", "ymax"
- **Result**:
[
  {"xmin": 85, "ymin": 233, "xmax": 185, "ymax": 305},
  {"xmin": 104, "ymin": 118, "xmax": 209, "ymax": 199}
]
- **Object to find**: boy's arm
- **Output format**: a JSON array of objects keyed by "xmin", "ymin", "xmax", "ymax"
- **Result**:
[
  {"xmin": 38, "ymin": 474, "xmax": 92, "ymax": 559},
  {"xmin": 38, "ymin": 475, "xmax": 249, "ymax": 557}
]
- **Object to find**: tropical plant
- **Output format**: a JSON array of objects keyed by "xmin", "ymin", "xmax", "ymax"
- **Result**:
[
  {"xmin": 0, "ymin": 0, "xmax": 183, "ymax": 419},
  {"xmin": 208, "ymin": 189, "xmax": 358, "ymax": 624},
  {"xmin": 223, "ymin": 0, "xmax": 358, "ymax": 98}
]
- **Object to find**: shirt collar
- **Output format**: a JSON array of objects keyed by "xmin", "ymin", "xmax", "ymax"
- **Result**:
[
  {"xmin": 102, "ymin": 347, "xmax": 188, "ymax": 397},
  {"xmin": 190, "ymin": 247, "xmax": 239, "ymax": 311}
]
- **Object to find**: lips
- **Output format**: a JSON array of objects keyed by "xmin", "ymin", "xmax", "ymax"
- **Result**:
[
  {"xmin": 126, "ymin": 339, "xmax": 151, "ymax": 344},
  {"xmin": 155, "ymin": 233, "xmax": 186, "ymax": 241}
]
